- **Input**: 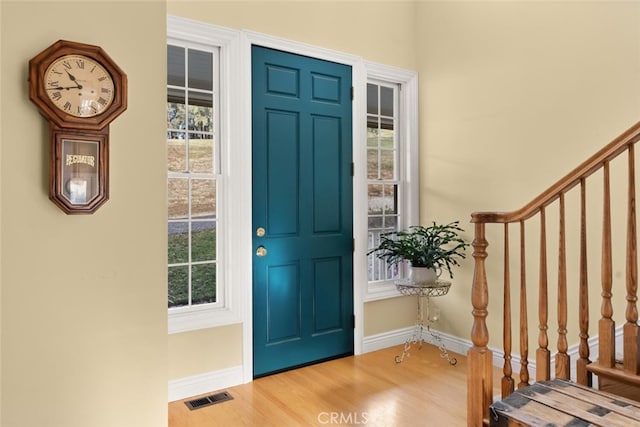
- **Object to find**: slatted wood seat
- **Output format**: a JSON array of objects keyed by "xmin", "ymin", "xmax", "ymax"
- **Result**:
[{"xmin": 490, "ymin": 379, "xmax": 640, "ymax": 427}]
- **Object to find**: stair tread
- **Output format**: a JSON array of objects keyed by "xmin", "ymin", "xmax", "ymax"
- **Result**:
[{"xmin": 587, "ymin": 361, "xmax": 640, "ymax": 386}]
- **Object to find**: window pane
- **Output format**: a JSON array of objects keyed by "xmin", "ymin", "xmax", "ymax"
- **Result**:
[
  {"xmin": 168, "ymin": 178, "xmax": 188, "ymax": 219},
  {"xmin": 190, "ymin": 179, "xmax": 215, "ymax": 217},
  {"xmin": 189, "ymin": 137, "xmax": 214, "ymax": 174},
  {"xmin": 380, "ymin": 150, "xmax": 395, "ymax": 180},
  {"xmin": 188, "ymin": 101, "xmax": 213, "ymax": 133},
  {"xmin": 192, "ymin": 263, "xmax": 216, "ymax": 304},
  {"xmin": 385, "ymin": 215, "xmax": 398, "ymax": 229},
  {"xmin": 168, "ymin": 86, "xmax": 186, "ymax": 104},
  {"xmin": 383, "ymin": 185, "xmax": 398, "ymax": 214},
  {"xmin": 381, "ymin": 117, "xmax": 394, "ymax": 131},
  {"xmin": 381, "ymin": 86, "xmax": 394, "ymax": 116},
  {"xmin": 189, "ymin": 90, "xmax": 213, "ymax": 109},
  {"xmin": 167, "ymin": 99, "xmax": 186, "ymax": 131},
  {"xmin": 189, "ymin": 92, "xmax": 213, "ymax": 132},
  {"xmin": 367, "ymin": 149, "xmax": 379, "ymax": 179},
  {"xmin": 368, "ymin": 230, "xmax": 401, "ymax": 282},
  {"xmin": 167, "ymin": 45, "xmax": 185, "ymax": 87},
  {"xmin": 167, "ymin": 135, "xmax": 186, "ymax": 173},
  {"xmin": 367, "ymin": 83, "xmax": 378, "ymax": 114},
  {"xmin": 367, "ymin": 125, "xmax": 378, "ymax": 147},
  {"xmin": 368, "ymin": 216, "xmax": 382, "ymax": 229},
  {"xmin": 191, "ymin": 221, "xmax": 216, "ymax": 262},
  {"xmin": 368, "ymin": 184, "xmax": 384, "ymax": 215},
  {"xmin": 168, "ymin": 222, "xmax": 189, "ymax": 264},
  {"xmin": 168, "ymin": 265, "xmax": 189, "ymax": 308},
  {"xmin": 188, "ymin": 49, "xmax": 213, "ymax": 91}
]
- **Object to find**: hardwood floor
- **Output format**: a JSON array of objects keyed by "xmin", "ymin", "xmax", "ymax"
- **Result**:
[{"xmin": 169, "ymin": 344, "xmax": 496, "ymax": 427}]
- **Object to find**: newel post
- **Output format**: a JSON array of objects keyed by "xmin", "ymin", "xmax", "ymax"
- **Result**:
[{"xmin": 467, "ymin": 222, "xmax": 493, "ymax": 427}]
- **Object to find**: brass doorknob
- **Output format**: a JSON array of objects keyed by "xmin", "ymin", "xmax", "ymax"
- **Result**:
[{"xmin": 256, "ymin": 246, "xmax": 267, "ymax": 257}]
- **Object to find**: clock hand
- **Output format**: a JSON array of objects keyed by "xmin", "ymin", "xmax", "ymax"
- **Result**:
[
  {"xmin": 46, "ymin": 85, "xmax": 82, "ymax": 91},
  {"xmin": 64, "ymin": 70, "xmax": 83, "ymax": 89}
]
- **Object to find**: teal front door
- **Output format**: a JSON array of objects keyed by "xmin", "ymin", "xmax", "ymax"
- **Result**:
[{"xmin": 252, "ymin": 46, "xmax": 354, "ymax": 377}]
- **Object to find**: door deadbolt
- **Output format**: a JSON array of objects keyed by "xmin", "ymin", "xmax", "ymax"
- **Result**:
[
  {"xmin": 256, "ymin": 227, "xmax": 266, "ymax": 237},
  {"xmin": 256, "ymin": 246, "xmax": 268, "ymax": 257}
]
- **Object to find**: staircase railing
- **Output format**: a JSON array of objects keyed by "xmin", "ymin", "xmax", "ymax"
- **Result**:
[{"xmin": 467, "ymin": 121, "xmax": 640, "ymax": 427}]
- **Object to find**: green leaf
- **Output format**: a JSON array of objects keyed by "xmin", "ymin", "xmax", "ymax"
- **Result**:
[{"xmin": 367, "ymin": 221, "xmax": 469, "ymax": 278}]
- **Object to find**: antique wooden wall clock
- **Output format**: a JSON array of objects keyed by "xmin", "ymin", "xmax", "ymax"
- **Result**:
[{"xmin": 29, "ymin": 40, "xmax": 127, "ymax": 214}]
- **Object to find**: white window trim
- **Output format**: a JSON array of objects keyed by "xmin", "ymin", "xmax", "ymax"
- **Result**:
[
  {"xmin": 363, "ymin": 62, "xmax": 419, "ymax": 302},
  {"xmin": 167, "ymin": 16, "xmax": 243, "ymax": 334}
]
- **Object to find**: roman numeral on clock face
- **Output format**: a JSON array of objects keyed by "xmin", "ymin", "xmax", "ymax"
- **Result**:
[{"xmin": 38, "ymin": 48, "xmax": 120, "ymax": 119}]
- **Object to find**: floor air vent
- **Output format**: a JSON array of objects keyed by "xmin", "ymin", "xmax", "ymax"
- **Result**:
[{"xmin": 185, "ymin": 391, "xmax": 233, "ymax": 410}]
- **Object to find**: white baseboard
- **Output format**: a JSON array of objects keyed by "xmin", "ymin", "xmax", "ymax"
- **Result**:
[
  {"xmin": 362, "ymin": 325, "xmax": 471, "ymax": 357},
  {"xmin": 487, "ymin": 325, "xmax": 623, "ymax": 388},
  {"xmin": 168, "ymin": 328, "xmax": 423, "ymax": 402},
  {"xmin": 169, "ymin": 325, "xmax": 623, "ymax": 402},
  {"xmin": 362, "ymin": 326, "xmax": 413, "ymax": 353},
  {"xmin": 168, "ymin": 365, "xmax": 243, "ymax": 402},
  {"xmin": 363, "ymin": 324, "xmax": 625, "ymax": 387}
]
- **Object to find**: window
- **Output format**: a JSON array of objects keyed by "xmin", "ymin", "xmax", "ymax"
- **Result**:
[
  {"xmin": 167, "ymin": 17, "xmax": 241, "ymax": 333},
  {"xmin": 364, "ymin": 64, "xmax": 418, "ymax": 300},
  {"xmin": 367, "ymin": 81, "xmax": 401, "ymax": 282},
  {"xmin": 166, "ymin": 17, "xmax": 416, "ymax": 327},
  {"xmin": 167, "ymin": 44, "xmax": 221, "ymax": 309}
]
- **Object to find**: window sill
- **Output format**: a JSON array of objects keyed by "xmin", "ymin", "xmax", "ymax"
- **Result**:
[
  {"xmin": 364, "ymin": 280, "xmax": 403, "ymax": 302},
  {"xmin": 168, "ymin": 305, "xmax": 242, "ymax": 334}
]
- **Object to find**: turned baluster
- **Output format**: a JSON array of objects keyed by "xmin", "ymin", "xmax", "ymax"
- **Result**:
[
  {"xmin": 556, "ymin": 192, "xmax": 570, "ymax": 379},
  {"xmin": 467, "ymin": 222, "xmax": 493, "ymax": 427},
  {"xmin": 537, "ymin": 207, "xmax": 550, "ymax": 381},
  {"xmin": 518, "ymin": 220, "xmax": 530, "ymax": 388},
  {"xmin": 576, "ymin": 178, "xmax": 592, "ymax": 386},
  {"xmin": 502, "ymin": 223, "xmax": 514, "ymax": 397},
  {"xmin": 599, "ymin": 160, "xmax": 615, "ymax": 368},
  {"xmin": 624, "ymin": 144, "xmax": 640, "ymax": 374}
]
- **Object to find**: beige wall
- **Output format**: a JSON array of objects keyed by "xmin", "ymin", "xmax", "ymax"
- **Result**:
[
  {"xmin": 168, "ymin": 1, "xmax": 419, "ymax": 71},
  {"xmin": 1, "ymin": 2, "xmax": 167, "ymax": 427},
  {"xmin": 168, "ymin": 324, "xmax": 242, "ymax": 379},
  {"xmin": 417, "ymin": 1, "xmax": 640, "ymax": 346},
  {"xmin": 0, "ymin": 2, "xmax": 4, "ymax": 422}
]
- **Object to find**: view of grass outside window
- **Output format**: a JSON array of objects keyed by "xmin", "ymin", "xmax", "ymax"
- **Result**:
[
  {"xmin": 367, "ymin": 82, "xmax": 401, "ymax": 282},
  {"xmin": 167, "ymin": 44, "xmax": 219, "ymax": 308}
]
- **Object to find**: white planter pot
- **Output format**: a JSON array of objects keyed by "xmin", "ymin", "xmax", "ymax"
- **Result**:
[{"xmin": 409, "ymin": 266, "xmax": 440, "ymax": 286}]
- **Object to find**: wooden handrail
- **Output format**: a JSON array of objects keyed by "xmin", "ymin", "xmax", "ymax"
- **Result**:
[
  {"xmin": 467, "ymin": 120, "xmax": 640, "ymax": 427},
  {"xmin": 471, "ymin": 121, "xmax": 640, "ymax": 224}
]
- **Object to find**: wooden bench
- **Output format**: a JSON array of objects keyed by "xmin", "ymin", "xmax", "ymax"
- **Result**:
[{"xmin": 489, "ymin": 378, "xmax": 640, "ymax": 426}]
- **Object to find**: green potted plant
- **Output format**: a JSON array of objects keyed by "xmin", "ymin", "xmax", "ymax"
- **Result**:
[{"xmin": 368, "ymin": 221, "xmax": 469, "ymax": 286}]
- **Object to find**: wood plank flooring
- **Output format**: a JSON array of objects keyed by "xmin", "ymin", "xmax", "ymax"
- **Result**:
[{"xmin": 169, "ymin": 344, "xmax": 498, "ymax": 427}]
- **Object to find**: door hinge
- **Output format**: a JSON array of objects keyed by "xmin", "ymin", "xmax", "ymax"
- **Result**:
[
  {"xmin": 352, "ymin": 315, "xmax": 356, "ymax": 329},
  {"xmin": 351, "ymin": 162, "xmax": 354, "ymax": 177},
  {"xmin": 351, "ymin": 86, "xmax": 354, "ymax": 100},
  {"xmin": 352, "ymin": 238, "xmax": 355, "ymax": 252}
]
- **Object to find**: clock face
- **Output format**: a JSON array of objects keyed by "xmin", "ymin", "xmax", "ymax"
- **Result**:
[{"xmin": 44, "ymin": 54, "xmax": 115, "ymax": 118}]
